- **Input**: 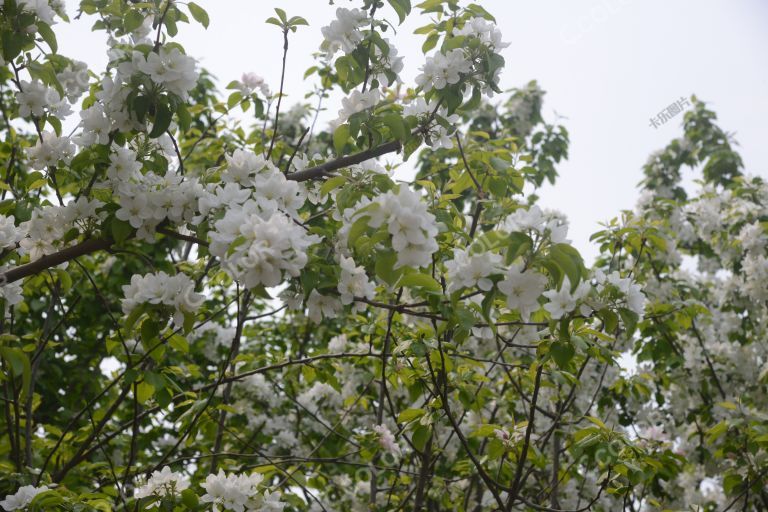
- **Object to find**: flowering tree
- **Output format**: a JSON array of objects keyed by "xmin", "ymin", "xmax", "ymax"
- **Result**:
[{"xmin": 0, "ymin": 0, "xmax": 763, "ymax": 510}]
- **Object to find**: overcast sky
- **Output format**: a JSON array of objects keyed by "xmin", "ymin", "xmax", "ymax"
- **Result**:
[{"xmin": 56, "ymin": 0, "xmax": 768, "ymax": 261}]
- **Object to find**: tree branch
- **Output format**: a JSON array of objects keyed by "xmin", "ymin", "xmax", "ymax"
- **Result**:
[{"xmin": 285, "ymin": 140, "xmax": 401, "ymax": 182}]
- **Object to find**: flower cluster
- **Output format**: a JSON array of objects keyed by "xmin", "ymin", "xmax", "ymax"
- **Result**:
[
  {"xmin": 498, "ymin": 262, "xmax": 548, "ymax": 319},
  {"xmin": 403, "ymin": 97, "xmax": 459, "ymax": 149},
  {"xmin": 542, "ymin": 276, "xmax": 590, "ymax": 319},
  {"xmin": 75, "ymin": 103, "xmax": 111, "ymax": 146},
  {"xmin": 372, "ymin": 38, "xmax": 404, "ymax": 87},
  {"xmin": 78, "ymin": 45, "xmax": 197, "ymax": 140},
  {"xmin": 0, "ymin": 485, "xmax": 49, "ymax": 511},
  {"xmin": 503, "ymin": 205, "xmax": 569, "ymax": 244},
  {"xmin": 27, "ymin": 131, "xmax": 76, "ymax": 169},
  {"xmin": 18, "ymin": 198, "xmax": 104, "ymax": 261},
  {"xmin": 337, "ymin": 255, "xmax": 375, "ymax": 307},
  {"xmin": 209, "ymin": 204, "xmax": 320, "ymax": 289},
  {"xmin": 17, "ymin": 0, "xmax": 63, "ymax": 25},
  {"xmin": 347, "ymin": 186, "xmax": 439, "ymax": 269},
  {"xmin": 218, "ymin": 149, "xmax": 306, "ymax": 217},
  {"xmin": 137, "ymin": 47, "xmax": 198, "ymax": 99},
  {"xmin": 16, "ymin": 79, "xmax": 71, "ymax": 119},
  {"xmin": 0, "ymin": 267, "xmax": 23, "ymax": 308},
  {"xmin": 201, "ymin": 470, "xmax": 285, "ymax": 512},
  {"xmin": 57, "ymin": 59, "xmax": 90, "ymax": 102},
  {"xmin": 373, "ymin": 424, "xmax": 401, "ymax": 457},
  {"xmin": 234, "ymin": 72, "xmax": 270, "ymax": 97},
  {"xmin": 333, "ymin": 89, "xmax": 380, "ymax": 127},
  {"xmin": 445, "ymin": 247, "xmax": 502, "ymax": 293},
  {"xmin": 0, "ymin": 215, "xmax": 24, "ymax": 251},
  {"xmin": 596, "ymin": 269, "xmax": 646, "ymax": 316},
  {"xmin": 306, "ymin": 289, "xmax": 341, "ymax": 323},
  {"xmin": 455, "ymin": 17, "xmax": 509, "ymax": 50},
  {"xmin": 415, "ymin": 49, "xmax": 472, "ymax": 93},
  {"xmin": 320, "ymin": 7, "xmax": 368, "ymax": 56},
  {"xmin": 111, "ymin": 146, "xmax": 204, "ymax": 240},
  {"xmin": 134, "ymin": 466, "xmax": 190, "ymax": 509},
  {"xmin": 121, "ymin": 271, "xmax": 203, "ymax": 326}
]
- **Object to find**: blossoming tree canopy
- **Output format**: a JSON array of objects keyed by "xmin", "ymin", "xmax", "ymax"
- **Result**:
[{"xmin": 0, "ymin": 0, "xmax": 763, "ymax": 510}]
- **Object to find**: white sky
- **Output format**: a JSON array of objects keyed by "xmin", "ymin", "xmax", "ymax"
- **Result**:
[{"xmin": 56, "ymin": 0, "xmax": 768, "ymax": 261}]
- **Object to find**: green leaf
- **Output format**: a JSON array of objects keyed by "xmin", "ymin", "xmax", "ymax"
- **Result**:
[
  {"xmin": 411, "ymin": 425, "xmax": 430, "ymax": 451},
  {"xmin": 288, "ymin": 16, "xmax": 309, "ymax": 27},
  {"xmin": 375, "ymin": 251, "xmax": 403, "ymax": 286},
  {"xmin": 37, "ymin": 23, "xmax": 57, "ymax": 52},
  {"xmin": 28, "ymin": 178, "xmax": 47, "ymax": 190},
  {"xmin": 333, "ymin": 124, "xmax": 350, "ymax": 155},
  {"xmin": 422, "ymin": 31, "xmax": 439, "ymax": 53},
  {"xmin": 123, "ymin": 10, "xmax": 145, "ymax": 33},
  {"xmin": 0, "ymin": 347, "xmax": 31, "ymax": 400},
  {"xmin": 124, "ymin": 304, "xmax": 148, "ymax": 333},
  {"xmin": 46, "ymin": 115, "xmax": 62, "ymax": 136},
  {"xmin": 398, "ymin": 273, "xmax": 441, "ymax": 293},
  {"xmin": 598, "ymin": 309, "xmax": 618, "ymax": 333},
  {"xmin": 181, "ymin": 489, "xmax": 199, "ymax": 509},
  {"xmin": 470, "ymin": 424, "xmax": 502, "ymax": 438},
  {"xmin": 149, "ymin": 101, "xmax": 172, "ymax": 138},
  {"xmin": 382, "ymin": 113, "xmax": 406, "ymax": 141},
  {"xmin": 549, "ymin": 243, "xmax": 584, "ymax": 291},
  {"xmin": 273, "ymin": 7, "xmax": 287, "ymax": 22},
  {"xmin": 187, "ymin": 2, "xmax": 209, "ymax": 28},
  {"xmin": 618, "ymin": 307, "xmax": 639, "ymax": 335},
  {"xmin": 140, "ymin": 318, "xmax": 160, "ymax": 344},
  {"xmin": 397, "ymin": 408, "xmax": 425, "ymax": 423},
  {"xmin": 550, "ymin": 341, "xmax": 574, "ymax": 369},
  {"xmin": 137, "ymin": 381, "xmax": 154, "ymax": 404},
  {"xmin": 111, "ymin": 218, "xmax": 133, "ymax": 244},
  {"xmin": 168, "ymin": 334, "xmax": 189, "ymax": 353},
  {"xmin": 2, "ymin": 30, "xmax": 26, "ymax": 61},
  {"xmin": 320, "ymin": 176, "xmax": 346, "ymax": 197},
  {"xmin": 387, "ymin": 0, "xmax": 411, "ymax": 24},
  {"xmin": 347, "ymin": 215, "xmax": 372, "ymax": 248},
  {"xmin": 506, "ymin": 232, "xmax": 532, "ymax": 264}
]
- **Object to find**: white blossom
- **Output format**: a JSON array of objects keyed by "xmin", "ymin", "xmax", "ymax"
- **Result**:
[
  {"xmin": 18, "ymin": 0, "xmax": 59, "ymax": 24},
  {"xmin": 121, "ymin": 271, "xmax": 203, "ymax": 326},
  {"xmin": 0, "ymin": 215, "xmax": 24, "ymax": 250},
  {"xmin": 134, "ymin": 466, "xmax": 190, "ymax": 509},
  {"xmin": 137, "ymin": 47, "xmax": 198, "ymax": 99},
  {"xmin": 235, "ymin": 72, "xmax": 270, "ymax": 97},
  {"xmin": 57, "ymin": 60, "xmax": 89, "ymax": 102},
  {"xmin": 307, "ymin": 290, "xmax": 341, "ymax": 323},
  {"xmin": 27, "ymin": 131, "xmax": 76, "ymax": 169},
  {"xmin": 209, "ymin": 204, "xmax": 320, "ymax": 289},
  {"xmin": 76, "ymin": 103, "xmax": 111, "ymax": 146},
  {"xmin": 374, "ymin": 424, "xmax": 401, "ymax": 457},
  {"xmin": 503, "ymin": 205, "xmax": 569, "ymax": 244},
  {"xmin": 200, "ymin": 470, "xmax": 263, "ymax": 512},
  {"xmin": 320, "ymin": 7, "xmax": 368, "ymax": 56},
  {"xmin": 349, "ymin": 186, "xmax": 439, "ymax": 269},
  {"xmin": 543, "ymin": 277, "xmax": 589, "ymax": 319},
  {"xmin": 498, "ymin": 263, "xmax": 547, "ymax": 319},
  {"xmin": 0, "ymin": 485, "xmax": 49, "ymax": 511},
  {"xmin": 455, "ymin": 17, "xmax": 509, "ymax": 49},
  {"xmin": 415, "ymin": 49, "xmax": 472, "ymax": 92},
  {"xmin": 445, "ymin": 247, "xmax": 502, "ymax": 292},
  {"xmin": 16, "ymin": 80, "xmax": 69, "ymax": 118},
  {"xmin": 333, "ymin": 89, "xmax": 380, "ymax": 127},
  {"xmin": 337, "ymin": 255, "xmax": 375, "ymax": 306}
]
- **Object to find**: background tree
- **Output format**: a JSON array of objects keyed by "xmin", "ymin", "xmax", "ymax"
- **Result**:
[{"xmin": 0, "ymin": 0, "xmax": 764, "ymax": 511}]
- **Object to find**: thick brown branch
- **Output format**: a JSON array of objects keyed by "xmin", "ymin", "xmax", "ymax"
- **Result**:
[
  {"xmin": 1, "ymin": 238, "xmax": 112, "ymax": 285},
  {"xmin": 286, "ymin": 140, "xmax": 402, "ymax": 182}
]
